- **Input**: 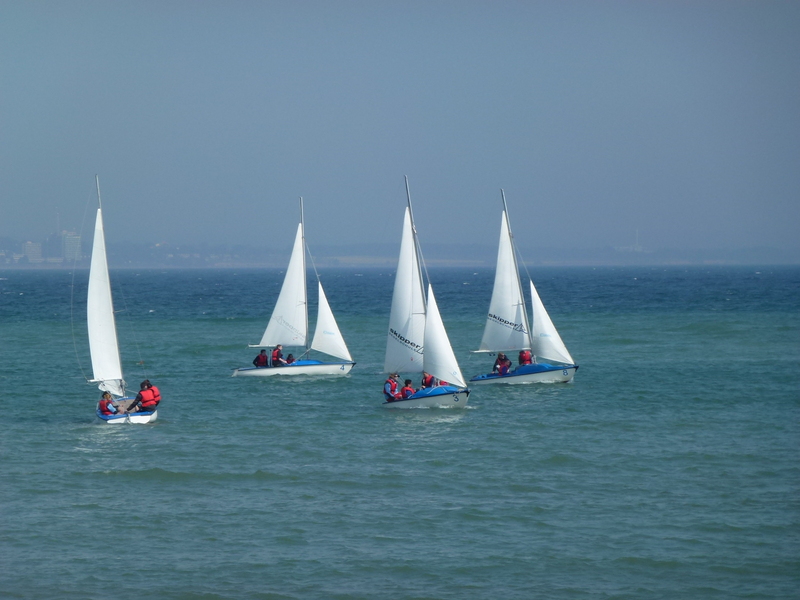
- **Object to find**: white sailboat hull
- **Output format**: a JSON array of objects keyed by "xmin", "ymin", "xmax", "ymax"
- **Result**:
[
  {"xmin": 232, "ymin": 360, "xmax": 355, "ymax": 377},
  {"xmin": 383, "ymin": 386, "xmax": 470, "ymax": 408},
  {"xmin": 96, "ymin": 407, "xmax": 158, "ymax": 424},
  {"xmin": 470, "ymin": 363, "xmax": 578, "ymax": 385}
]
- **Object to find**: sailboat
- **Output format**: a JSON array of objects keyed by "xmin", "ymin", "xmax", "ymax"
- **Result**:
[
  {"xmin": 383, "ymin": 178, "xmax": 470, "ymax": 408},
  {"xmin": 469, "ymin": 190, "xmax": 578, "ymax": 385},
  {"xmin": 89, "ymin": 176, "xmax": 157, "ymax": 423},
  {"xmin": 232, "ymin": 198, "xmax": 355, "ymax": 377}
]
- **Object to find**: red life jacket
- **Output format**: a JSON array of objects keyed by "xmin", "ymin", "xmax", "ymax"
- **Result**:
[
  {"xmin": 519, "ymin": 350, "xmax": 532, "ymax": 365},
  {"xmin": 421, "ymin": 374, "xmax": 435, "ymax": 388},
  {"xmin": 98, "ymin": 399, "xmax": 115, "ymax": 415},
  {"xmin": 271, "ymin": 348, "xmax": 283, "ymax": 364},
  {"xmin": 401, "ymin": 385, "xmax": 415, "ymax": 398},
  {"xmin": 384, "ymin": 378, "xmax": 400, "ymax": 400},
  {"xmin": 139, "ymin": 388, "xmax": 158, "ymax": 409},
  {"xmin": 149, "ymin": 385, "xmax": 161, "ymax": 403},
  {"xmin": 254, "ymin": 353, "xmax": 268, "ymax": 366}
]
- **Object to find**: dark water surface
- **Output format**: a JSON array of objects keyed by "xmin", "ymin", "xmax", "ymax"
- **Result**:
[{"xmin": 1, "ymin": 266, "xmax": 798, "ymax": 599}]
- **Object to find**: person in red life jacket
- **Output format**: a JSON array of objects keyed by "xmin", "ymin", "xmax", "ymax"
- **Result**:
[
  {"xmin": 384, "ymin": 372, "xmax": 402, "ymax": 401},
  {"xmin": 129, "ymin": 380, "xmax": 159, "ymax": 413},
  {"xmin": 285, "ymin": 354, "xmax": 295, "ymax": 364},
  {"xmin": 400, "ymin": 379, "xmax": 416, "ymax": 399},
  {"xmin": 253, "ymin": 349, "xmax": 269, "ymax": 367},
  {"xmin": 145, "ymin": 380, "xmax": 161, "ymax": 406},
  {"xmin": 519, "ymin": 349, "xmax": 532, "ymax": 365},
  {"xmin": 420, "ymin": 372, "xmax": 436, "ymax": 389},
  {"xmin": 271, "ymin": 345, "xmax": 287, "ymax": 366},
  {"xmin": 492, "ymin": 353, "xmax": 512, "ymax": 376},
  {"xmin": 98, "ymin": 391, "xmax": 118, "ymax": 416}
]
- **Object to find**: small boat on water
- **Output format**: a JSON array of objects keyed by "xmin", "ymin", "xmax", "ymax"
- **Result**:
[
  {"xmin": 232, "ymin": 198, "xmax": 355, "ymax": 377},
  {"xmin": 470, "ymin": 190, "xmax": 578, "ymax": 385},
  {"xmin": 88, "ymin": 176, "xmax": 157, "ymax": 423},
  {"xmin": 382, "ymin": 178, "xmax": 470, "ymax": 408}
]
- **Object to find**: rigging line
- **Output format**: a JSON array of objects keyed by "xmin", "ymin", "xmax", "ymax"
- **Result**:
[
  {"xmin": 404, "ymin": 176, "xmax": 430, "ymax": 302},
  {"xmin": 70, "ymin": 186, "xmax": 94, "ymax": 384}
]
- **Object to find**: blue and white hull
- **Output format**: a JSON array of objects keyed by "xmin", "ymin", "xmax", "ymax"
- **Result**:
[
  {"xmin": 232, "ymin": 360, "xmax": 355, "ymax": 377},
  {"xmin": 383, "ymin": 385, "xmax": 470, "ymax": 408},
  {"xmin": 469, "ymin": 363, "xmax": 578, "ymax": 385},
  {"xmin": 96, "ymin": 397, "xmax": 158, "ymax": 424}
]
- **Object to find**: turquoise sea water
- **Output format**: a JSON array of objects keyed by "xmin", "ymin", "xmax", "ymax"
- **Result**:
[{"xmin": 1, "ymin": 266, "xmax": 798, "ymax": 599}]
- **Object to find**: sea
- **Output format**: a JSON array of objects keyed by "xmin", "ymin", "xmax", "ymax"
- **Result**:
[{"xmin": 0, "ymin": 265, "xmax": 798, "ymax": 600}]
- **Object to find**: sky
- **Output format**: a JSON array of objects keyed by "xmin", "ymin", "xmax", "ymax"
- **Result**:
[{"xmin": 1, "ymin": 1, "xmax": 798, "ymax": 260}]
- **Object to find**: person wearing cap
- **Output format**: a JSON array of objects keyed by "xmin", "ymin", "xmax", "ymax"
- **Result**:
[
  {"xmin": 384, "ymin": 372, "xmax": 402, "ymax": 401},
  {"xmin": 128, "ymin": 380, "xmax": 160, "ymax": 413}
]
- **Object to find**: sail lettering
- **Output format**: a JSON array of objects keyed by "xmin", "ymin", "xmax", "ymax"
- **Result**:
[
  {"xmin": 389, "ymin": 328, "xmax": 423, "ymax": 354},
  {"xmin": 487, "ymin": 313, "xmax": 527, "ymax": 334}
]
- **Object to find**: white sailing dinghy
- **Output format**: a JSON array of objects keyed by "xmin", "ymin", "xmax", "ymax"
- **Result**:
[
  {"xmin": 89, "ymin": 177, "xmax": 157, "ymax": 423},
  {"xmin": 383, "ymin": 178, "xmax": 470, "ymax": 408},
  {"xmin": 469, "ymin": 190, "xmax": 578, "ymax": 385},
  {"xmin": 232, "ymin": 199, "xmax": 355, "ymax": 377}
]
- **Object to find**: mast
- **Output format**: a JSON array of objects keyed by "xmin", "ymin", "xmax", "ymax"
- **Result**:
[
  {"xmin": 404, "ymin": 175, "xmax": 427, "ymax": 312},
  {"xmin": 300, "ymin": 197, "xmax": 309, "ymax": 354},
  {"xmin": 501, "ymin": 189, "xmax": 533, "ymax": 349}
]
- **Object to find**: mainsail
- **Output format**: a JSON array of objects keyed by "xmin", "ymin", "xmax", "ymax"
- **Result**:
[
  {"xmin": 477, "ymin": 209, "xmax": 531, "ymax": 353},
  {"xmin": 259, "ymin": 223, "xmax": 308, "ymax": 348},
  {"xmin": 87, "ymin": 189, "xmax": 125, "ymax": 397},
  {"xmin": 383, "ymin": 206, "xmax": 426, "ymax": 373}
]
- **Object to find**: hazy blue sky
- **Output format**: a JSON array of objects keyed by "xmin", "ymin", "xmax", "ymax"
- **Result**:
[{"xmin": 1, "ymin": 1, "xmax": 798, "ymax": 257}]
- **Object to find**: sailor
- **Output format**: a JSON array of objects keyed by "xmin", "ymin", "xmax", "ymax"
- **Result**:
[
  {"xmin": 271, "ymin": 344, "xmax": 287, "ymax": 366},
  {"xmin": 144, "ymin": 380, "xmax": 161, "ymax": 405},
  {"xmin": 400, "ymin": 379, "xmax": 416, "ymax": 399},
  {"xmin": 420, "ymin": 371, "xmax": 435, "ymax": 388},
  {"xmin": 285, "ymin": 354, "xmax": 296, "ymax": 364},
  {"xmin": 384, "ymin": 372, "xmax": 402, "ymax": 401},
  {"xmin": 519, "ymin": 349, "xmax": 532, "ymax": 365},
  {"xmin": 98, "ymin": 391, "xmax": 118, "ymax": 416},
  {"xmin": 253, "ymin": 349, "xmax": 269, "ymax": 367},
  {"xmin": 129, "ymin": 381, "xmax": 159, "ymax": 413}
]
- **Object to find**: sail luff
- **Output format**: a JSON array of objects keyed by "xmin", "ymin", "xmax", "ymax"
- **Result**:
[
  {"xmin": 423, "ymin": 284, "xmax": 466, "ymax": 387},
  {"xmin": 87, "ymin": 203, "xmax": 124, "ymax": 397},
  {"xmin": 310, "ymin": 281, "xmax": 353, "ymax": 362},
  {"xmin": 259, "ymin": 223, "xmax": 308, "ymax": 347}
]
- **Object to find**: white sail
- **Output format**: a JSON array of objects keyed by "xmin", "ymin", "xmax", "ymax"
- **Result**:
[
  {"xmin": 477, "ymin": 210, "xmax": 531, "ymax": 352},
  {"xmin": 259, "ymin": 223, "xmax": 307, "ymax": 348},
  {"xmin": 384, "ymin": 207, "xmax": 426, "ymax": 373},
  {"xmin": 87, "ymin": 206, "xmax": 124, "ymax": 397},
  {"xmin": 529, "ymin": 280, "xmax": 574, "ymax": 365},
  {"xmin": 310, "ymin": 281, "xmax": 352, "ymax": 362},
  {"xmin": 423, "ymin": 284, "xmax": 466, "ymax": 388}
]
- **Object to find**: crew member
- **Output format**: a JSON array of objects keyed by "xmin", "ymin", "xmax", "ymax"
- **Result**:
[
  {"xmin": 271, "ymin": 344, "xmax": 287, "ymax": 366},
  {"xmin": 420, "ymin": 372, "xmax": 435, "ymax": 388},
  {"xmin": 384, "ymin": 372, "xmax": 402, "ymax": 401},
  {"xmin": 98, "ymin": 392, "xmax": 118, "ymax": 416},
  {"xmin": 400, "ymin": 379, "xmax": 416, "ymax": 399},
  {"xmin": 129, "ymin": 380, "xmax": 159, "ymax": 413},
  {"xmin": 519, "ymin": 349, "xmax": 532, "ymax": 365},
  {"xmin": 253, "ymin": 349, "xmax": 269, "ymax": 367}
]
